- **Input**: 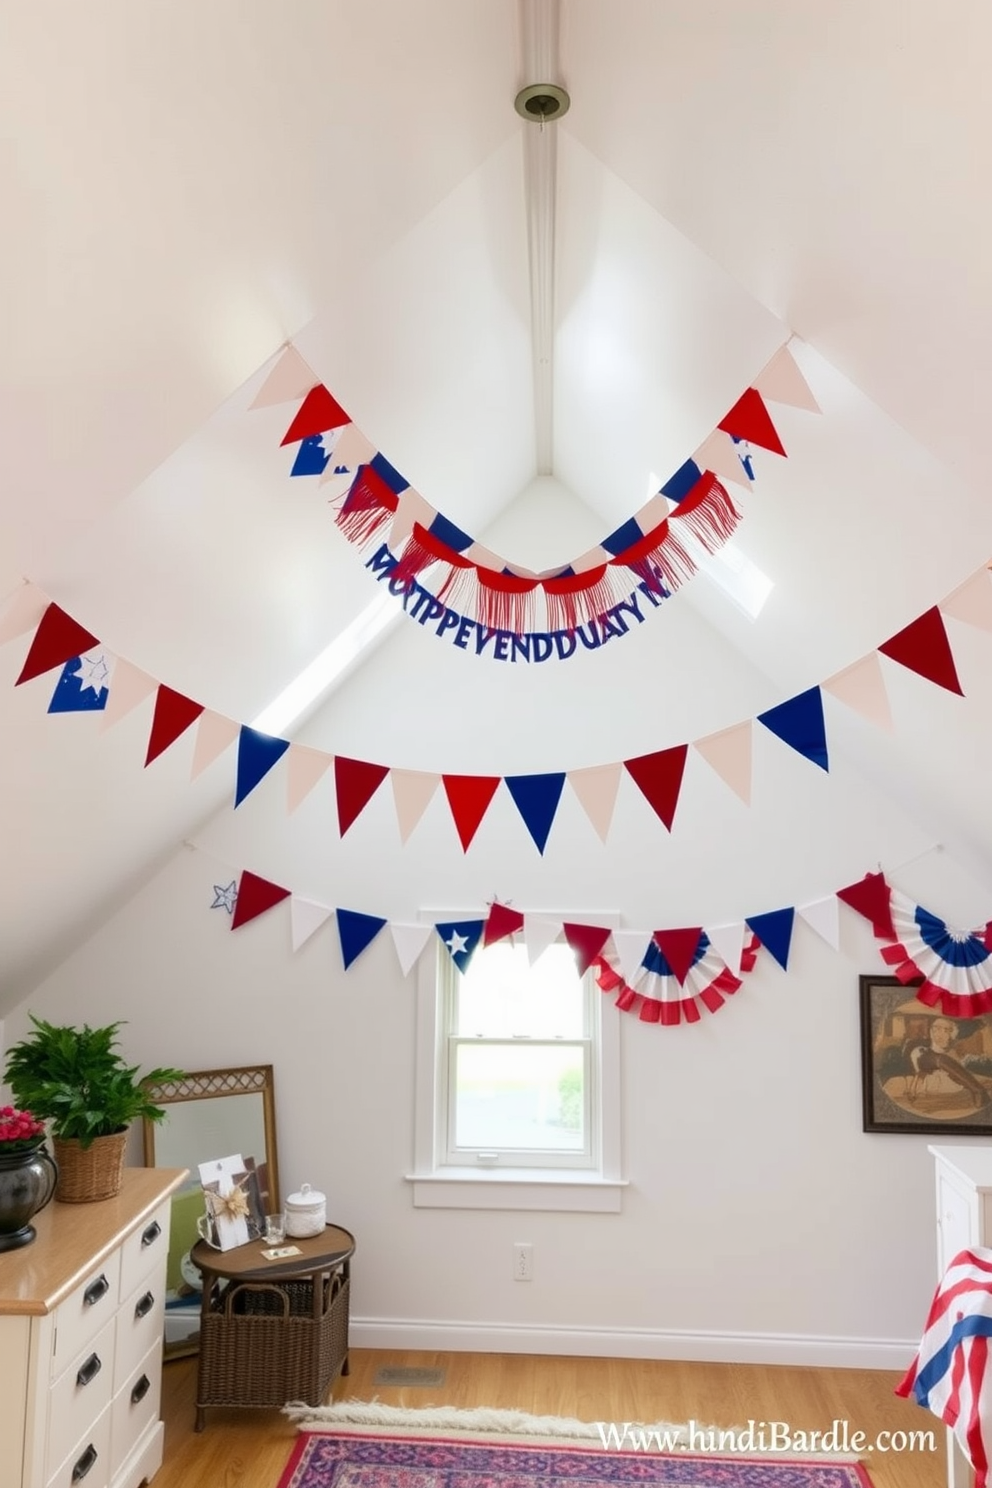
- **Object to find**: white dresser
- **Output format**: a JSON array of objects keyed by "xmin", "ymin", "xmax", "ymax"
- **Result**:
[
  {"xmin": 0, "ymin": 1167, "xmax": 187, "ymax": 1488},
  {"xmin": 929, "ymin": 1146, "xmax": 992, "ymax": 1488}
]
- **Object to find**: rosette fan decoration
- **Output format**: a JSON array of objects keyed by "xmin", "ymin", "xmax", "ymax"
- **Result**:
[{"xmin": 3, "ymin": 1016, "xmax": 184, "ymax": 1202}]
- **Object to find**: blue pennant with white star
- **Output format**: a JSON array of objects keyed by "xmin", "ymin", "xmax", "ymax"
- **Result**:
[
  {"xmin": 435, "ymin": 919, "xmax": 485, "ymax": 974},
  {"xmin": 48, "ymin": 653, "xmax": 111, "ymax": 713}
]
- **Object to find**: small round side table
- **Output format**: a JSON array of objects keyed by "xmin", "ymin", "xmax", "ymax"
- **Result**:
[{"xmin": 190, "ymin": 1223, "xmax": 355, "ymax": 1430}]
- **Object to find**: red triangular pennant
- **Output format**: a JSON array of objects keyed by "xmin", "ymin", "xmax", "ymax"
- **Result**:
[
  {"xmin": 878, "ymin": 607, "xmax": 963, "ymax": 695},
  {"xmin": 484, "ymin": 902, "xmax": 525, "ymax": 947},
  {"xmin": 563, "ymin": 922, "xmax": 612, "ymax": 977},
  {"xmin": 836, "ymin": 872, "xmax": 896, "ymax": 940},
  {"xmin": 653, "ymin": 928, "xmax": 704, "ymax": 986},
  {"xmin": 281, "ymin": 385, "xmax": 351, "ymax": 445},
  {"xmin": 442, "ymin": 775, "xmax": 502, "ymax": 852},
  {"xmin": 718, "ymin": 387, "xmax": 786, "ymax": 457},
  {"xmin": 145, "ymin": 686, "xmax": 205, "ymax": 766},
  {"xmin": 624, "ymin": 745, "xmax": 689, "ymax": 832},
  {"xmin": 231, "ymin": 870, "xmax": 291, "ymax": 930},
  {"xmin": 16, "ymin": 603, "xmax": 101, "ymax": 685},
  {"xmin": 334, "ymin": 757, "xmax": 389, "ymax": 836}
]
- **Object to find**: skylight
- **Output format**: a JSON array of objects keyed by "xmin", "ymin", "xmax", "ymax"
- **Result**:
[
  {"xmin": 649, "ymin": 473, "xmax": 774, "ymax": 621},
  {"xmin": 250, "ymin": 591, "xmax": 398, "ymax": 735}
]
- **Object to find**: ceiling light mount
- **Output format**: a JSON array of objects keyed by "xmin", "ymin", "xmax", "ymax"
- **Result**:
[{"xmin": 514, "ymin": 83, "xmax": 570, "ymax": 123}]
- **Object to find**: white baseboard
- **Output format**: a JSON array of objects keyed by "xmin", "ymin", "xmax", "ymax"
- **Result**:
[{"xmin": 350, "ymin": 1316, "xmax": 915, "ymax": 1371}]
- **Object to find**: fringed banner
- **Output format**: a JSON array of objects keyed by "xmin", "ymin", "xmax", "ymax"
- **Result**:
[{"xmin": 261, "ymin": 340, "xmax": 823, "ymax": 641}]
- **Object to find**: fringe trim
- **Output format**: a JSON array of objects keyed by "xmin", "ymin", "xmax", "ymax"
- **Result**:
[
  {"xmin": 541, "ymin": 566, "xmax": 620, "ymax": 633},
  {"xmin": 672, "ymin": 473, "xmax": 740, "ymax": 551},
  {"xmin": 281, "ymin": 1401, "xmax": 860, "ymax": 1459},
  {"xmin": 608, "ymin": 475, "xmax": 741, "ymax": 598},
  {"xmin": 393, "ymin": 523, "xmax": 473, "ymax": 588},
  {"xmin": 333, "ymin": 466, "xmax": 399, "ymax": 547},
  {"xmin": 476, "ymin": 568, "xmax": 539, "ymax": 635}
]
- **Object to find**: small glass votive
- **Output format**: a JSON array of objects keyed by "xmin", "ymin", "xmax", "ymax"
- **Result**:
[{"xmin": 265, "ymin": 1212, "xmax": 286, "ymax": 1244}]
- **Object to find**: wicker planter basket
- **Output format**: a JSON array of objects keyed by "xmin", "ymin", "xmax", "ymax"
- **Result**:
[{"xmin": 51, "ymin": 1130, "xmax": 127, "ymax": 1203}]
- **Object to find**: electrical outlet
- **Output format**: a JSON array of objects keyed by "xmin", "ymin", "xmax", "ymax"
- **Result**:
[{"xmin": 513, "ymin": 1242, "xmax": 533, "ymax": 1281}]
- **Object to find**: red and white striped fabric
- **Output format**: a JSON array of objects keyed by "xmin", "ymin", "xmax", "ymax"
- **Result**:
[
  {"xmin": 881, "ymin": 892, "xmax": 992, "ymax": 1015},
  {"xmin": 897, "ymin": 1247, "xmax": 992, "ymax": 1487}
]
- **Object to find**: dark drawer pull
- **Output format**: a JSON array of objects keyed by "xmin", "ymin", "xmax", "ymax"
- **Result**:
[
  {"xmin": 76, "ymin": 1351, "xmax": 102, "ymax": 1388},
  {"xmin": 134, "ymin": 1289, "xmax": 155, "ymax": 1319},
  {"xmin": 71, "ymin": 1444, "xmax": 98, "ymax": 1482},
  {"xmin": 141, "ymin": 1220, "xmax": 162, "ymax": 1247},
  {"xmin": 131, "ymin": 1373, "xmax": 151, "ymax": 1406},
  {"xmin": 83, "ymin": 1274, "xmax": 109, "ymax": 1308}
]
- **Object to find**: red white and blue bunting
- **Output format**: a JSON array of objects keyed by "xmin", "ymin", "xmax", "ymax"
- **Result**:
[
  {"xmin": 4, "ymin": 560, "xmax": 992, "ymax": 851},
  {"xmin": 202, "ymin": 858, "xmax": 990, "ymax": 1029},
  {"xmin": 880, "ymin": 896, "xmax": 992, "ymax": 1015},
  {"xmin": 254, "ymin": 340, "xmax": 820, "ymax": 641}
]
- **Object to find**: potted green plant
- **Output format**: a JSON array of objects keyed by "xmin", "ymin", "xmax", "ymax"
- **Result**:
[{"xmin": 2, "ymin": 1016, "xmax": 184, "ymax": 1203}]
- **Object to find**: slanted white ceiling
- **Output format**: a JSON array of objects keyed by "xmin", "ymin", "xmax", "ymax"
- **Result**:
[{"xmin": 2, "ymin": 0, "xmax": 992, "ymax": 1006}]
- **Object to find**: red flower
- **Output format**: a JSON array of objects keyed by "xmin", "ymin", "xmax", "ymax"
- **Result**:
[{"xmin": 0, "ymin": 1106, "xmax": 46, "ymax": 1148}]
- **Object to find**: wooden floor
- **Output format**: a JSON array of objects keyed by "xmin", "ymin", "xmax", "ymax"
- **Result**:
[{"xmin": 156, "ymin": 1347, "xmax": 947, "ymax": 1488}]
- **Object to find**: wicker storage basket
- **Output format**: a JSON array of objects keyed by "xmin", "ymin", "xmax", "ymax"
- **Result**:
[
  {"xmin": 197, "ymin": 1270, "xmax": 350, "ymax": 1411},
  {"xmin": 51, "ymin": 1130, "xmax": 127, "ymax": 1203}
]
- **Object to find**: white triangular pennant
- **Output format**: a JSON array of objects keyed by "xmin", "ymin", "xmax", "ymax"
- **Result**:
[
  {"xmin": 706, "ymin": 922, "xmax": 746, "ymax": 974},
  {"xmin": 942, "ymin": 569, "xmax": 992, "ymax": 633},
  {"xmin": 524, "ymin": 914, "xmax": 561, "ymax": 966},
  {"xmin": 611, "ymin": 930, "xmax": 652, "ymax": 985},
  {"xmin": 191, "ymin": 712, "xmax": 240, "ymax": 780},
  {"xmin": 290, "ymin": 897, "xmax": 333, "ymax": 952},
  {"xmin": 99, "ymin": 659, "xmax": 157, "ymax": 732},
  {"xmin": 389, "ymin": 922, "xmax": 434, "ymax": 977},
  {"xmin": 753, "ymin": 342, "xmax": 821, "ymax": 413},
  {"xmin": 797, "ymin": 896, "xmax": 841, "ymax": 951},
  {"xmin": 249, "ymin": 346, "xmax": 319, "ymax": 409}
]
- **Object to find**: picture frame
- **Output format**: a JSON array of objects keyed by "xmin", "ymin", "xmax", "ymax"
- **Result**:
[{"xmin": 860, "ymin": 973, "xmax": 992, "ymax": 1135}]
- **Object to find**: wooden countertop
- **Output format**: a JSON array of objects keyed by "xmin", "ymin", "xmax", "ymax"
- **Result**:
[{"xmin": 0, "ymin": 1166, "xmax": 187, "ymax": 1316}]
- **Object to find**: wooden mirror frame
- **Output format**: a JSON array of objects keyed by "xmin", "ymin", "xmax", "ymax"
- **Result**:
[
  {"xmin": 141, "ymin": 1064, "xmax": 280, "ymax": 1201},
  {"xmin": 142, "ymin": 1064, "xmax": 279, "ymax": 1359}
]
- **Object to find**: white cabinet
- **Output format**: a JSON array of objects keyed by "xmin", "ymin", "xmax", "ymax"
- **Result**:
[
  {"xmin": 0, "ymin": 1168, "xmax": 186, "ymax": 1488},
  {"xmin": 929, "ymin": 1146, "xmax": 992, "ymax": 1488}
]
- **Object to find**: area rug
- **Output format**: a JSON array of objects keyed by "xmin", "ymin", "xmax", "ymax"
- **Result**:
[{"xmin": 277, "ymin": 1407, "xmax": 873, "ymax": 1488}]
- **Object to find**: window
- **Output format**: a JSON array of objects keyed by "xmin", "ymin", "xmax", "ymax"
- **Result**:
[{"xmin": 408, "ymin": 926, "xmax": 624, "ymax": 1212}]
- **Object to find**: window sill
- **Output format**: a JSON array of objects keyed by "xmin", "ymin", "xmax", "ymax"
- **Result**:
[{"xmin": 405, "ymin": 1169, "xmax": 626, "ymax": 1212}]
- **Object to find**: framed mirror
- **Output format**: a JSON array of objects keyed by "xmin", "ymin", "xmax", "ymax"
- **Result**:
[{"xmin": 142, "ymin": 1064, "xmax": 279, "ymax": 1360}]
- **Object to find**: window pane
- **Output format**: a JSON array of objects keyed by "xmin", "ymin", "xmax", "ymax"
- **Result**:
[
  {"xmin": 452, "ymin": 1041, "xmax": 586, "ymax": 1152},
  {"xmin": 454, "ymin": 943, "xmax": 585, "ymax": 1038}
]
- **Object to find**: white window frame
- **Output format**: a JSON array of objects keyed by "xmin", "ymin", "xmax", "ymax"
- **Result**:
[{"xmin": 406, "ymin": 915, "xmax": 625, "ymax": 1212}]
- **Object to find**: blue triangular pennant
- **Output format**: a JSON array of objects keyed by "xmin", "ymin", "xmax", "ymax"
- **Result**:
[
  {"xmin": 235, "ymin": 727, "xmax": 291, "ymax": 806},
  {"xmin": 661, "ymin": 459, "xmax": 703, "ymax": 504},
  {"xmin": 745, "ymin": 908, "xmax": 795, "ymax": 971},
  {"xmin": 290, "ymin": 434, "xmax": 331, "ymax": 477},
  {"xmin": 757, "ymin": 687, "xmax": 829, "ymax": 772},
  {"xmin": 601, "ymin": 517, "xmax": 644, "ymax": 556},
  {"xmin": 428, "ymin": 512, "xmax": 473, "ymax": 552},
  {"xmin": 435, "ymin": 919, "xmax": 484, "ymax": 974},
  {"xmin": 48, "ymin": 654, "xmax": 110, "ymax": 713},
  {"xmin": 336, "ymin": 908, "xmax": 388, "ymax": 969},
  {"xmin": 369, "ymin": 452, "xmax": 410, "ymax": 494},
  {"xmin": 504, "ymin": 773, "xmax": 566, "ymax": 854}
]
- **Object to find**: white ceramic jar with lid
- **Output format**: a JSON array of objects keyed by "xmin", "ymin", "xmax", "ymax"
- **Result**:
[{"xmin": 285, "ymin": 1182, "xmax": 327, "ymax": 1238}]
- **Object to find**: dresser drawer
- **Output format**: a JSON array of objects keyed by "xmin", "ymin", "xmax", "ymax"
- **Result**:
[
  {"xmin": 51, "ymin": 1250, "xmax": 121, "ymax": 1379},
  {"xmin": 46, "ymin": 1403, "xmax": 112, "ymax": 1488},
  {"xmin": 110, "ymin": 1339, "xmax": 162, "ymax": 1476},
  {"xmin": 119, "ymin": 1200, "xmax": 170, "ymax": 1302},
  {"xmin": 47, "ymin": 1317, "xmax": 116, "ymax": 1478},
  {"xmin": 115, "ymin": 1274, "xmax": 165, "ymax": 1390}
]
